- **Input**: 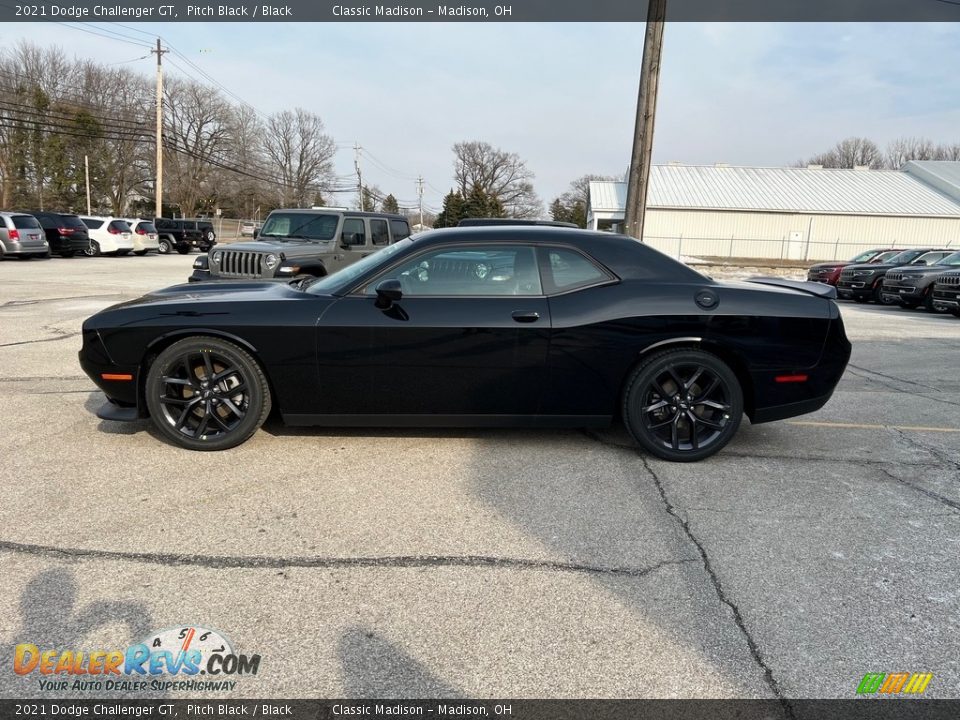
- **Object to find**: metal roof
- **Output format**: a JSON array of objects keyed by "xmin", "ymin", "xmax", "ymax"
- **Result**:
[
  {"xmin": 589, "ymin": 163, "xmax": 960, "ymax": 217},
  {"xmin": 902, "ymin": 161, "xmax": 960, "ymax": 205}
]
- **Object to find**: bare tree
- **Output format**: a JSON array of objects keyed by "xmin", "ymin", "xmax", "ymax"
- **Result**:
[
  {"xmin": 452, "ymin": 140, "xmax": 542, "ymax": 218},
  {"xmin": 262, "ymin": 108, "xmax": 336, "ymax": 208},
  {"xmin": 885, "ymin": 136, "xmax": 936, "ymax": 169},
  {"xmin": 934, "ymin": 143, "xmax": 960, "ymax": 161},
  {"xmin": 831, "ymin": 137, "xmax": 884, "ymax": 169},
  {"xmin": 164, "ymin": 78, "xmax": 232, "ymax": 217}
]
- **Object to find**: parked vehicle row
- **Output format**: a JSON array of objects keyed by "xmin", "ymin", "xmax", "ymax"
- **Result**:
[
  {"xmin": 0, "ymin": 210, "xmax": 215, "ymax": 259},
  {"xmin": 807, "ymin": 247, "xmax": 960, "ymax": 317}
]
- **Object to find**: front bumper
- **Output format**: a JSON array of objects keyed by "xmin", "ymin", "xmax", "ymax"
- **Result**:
[
  {"xmin": 932, "ymin": 287, "xmax": 960, "ymax": 311},
  {"xmin": 880, "ymin": 280, "xmax": 923, "ymax": 303},
  {"xmin": 836, "ymin": 278, "xmax": 877, "ymax": 300}
]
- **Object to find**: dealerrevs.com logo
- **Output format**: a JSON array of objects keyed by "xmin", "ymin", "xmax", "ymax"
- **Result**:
[
  {"xmin": 856, "ymin": 672, "xmax": 933, "ymax": 696},
  {"xmin": 13, "ymin": 626, "xmax": 261, "ymax": 693}
]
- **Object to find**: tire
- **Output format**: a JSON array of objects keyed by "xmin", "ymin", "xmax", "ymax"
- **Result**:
[
  {"xmin": 145, "ymin": 336, "xmax": 272, "ymax": 451},
  {"xmin": 623, "ymin": 349, "xmax": 743, "ymax": 462},
  {"xmin": 134, "ymin": 250, "xmax": 148, "ymax": 256},
  {"xmin": 17, "ymin": 254, "xmax": 32, "ymax": 260},
  {"xmin": 952, "ymin": 310, "xmax": 960, "ymax": 318},
  {"xmin": 873, "ymin": 283, "xmax": 894, "ymax": 304},
  {"xmin": 158, "ymin": 238, "xmax": 172, "ymax": 254},
  {"xmin": 176, "ymin": 245, "xmax": 191, "ymax": 255},
  {"xmin": 83, "ymin": 241, "xmax": 101, "ymax": 257}
]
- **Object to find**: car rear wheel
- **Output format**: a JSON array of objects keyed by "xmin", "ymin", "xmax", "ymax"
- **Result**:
[
  {"xmin": 623, "ymin": 349, "xmax": 743, "ymax": 462},
  {"xmin": 158, "ymin": 238, "xmax": 172, "ymax": 254},
  {"xmin": 83, "ymin": 241, "xmax": 101, "ymax": 257},
  {"xmin": 145, "ymin": 337, "xmax": 271, "ymax": 451}
]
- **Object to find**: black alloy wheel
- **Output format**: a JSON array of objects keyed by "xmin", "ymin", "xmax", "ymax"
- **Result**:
[
  {"xmin": 145, "ymin": 337, "xmax": 271, "ymax": 451},
  {"xmin": 83, "ymin": 240, "xmax": 101, "ymax": 257},
  {"xmin": 623, "ymin": 349, "xmax": 743, "ymax": 462}
]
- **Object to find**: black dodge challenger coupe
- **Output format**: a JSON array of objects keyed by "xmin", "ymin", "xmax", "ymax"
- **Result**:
[{"xmin": 80, "ymin": 226, "xmax": 851, "ymax": 461}]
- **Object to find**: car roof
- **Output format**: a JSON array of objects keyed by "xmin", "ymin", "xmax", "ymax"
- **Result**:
[
  {"xmin": 408, "ymin": 226, "xmax": 707, "ymax": 283},
  {"xmin": 457, "ymin": 217, "xmax": 579, "ymax": 228},
  {"xmin": 269, "ymin": 208, "xmax": 407, "ymax": 220}
]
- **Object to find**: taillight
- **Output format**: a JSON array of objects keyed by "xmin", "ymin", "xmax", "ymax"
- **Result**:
[
  {"xmin": 108, "ymin": 226, "xmax": 120, "ymax": 234},
  {"xmin": 8, "ymin": 229, "xmax": 19, "ymax": 240},
  {"xmin": 58, "ymin": 227, "xmax": 75, "ymax": 235},
  {"xmin": 136, "ymin": 227, "xmax": 147, "ymax": 234}
]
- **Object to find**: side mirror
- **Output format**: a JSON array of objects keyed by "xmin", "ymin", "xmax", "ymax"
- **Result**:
[
  {"xmin": 914, "ymin": 260, "xmax": 927, "ymax": 265},
  {"xmin": 252, "ymin": 228, "xmax": 260, "ymax": 239},
  {"xmin": 374, "ymin": 279, "xmax": 403, "ymax": 309}
]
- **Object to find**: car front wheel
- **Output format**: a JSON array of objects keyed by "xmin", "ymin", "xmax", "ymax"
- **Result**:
[
  {"xmin": 623, "ymin": 349, "xmax": 743, "ymax": 462},
  {"xmin": 83, "ymin": 241, "xmax": 101, "ymax": 257},
  {"xmin": 145, "ymin": 336, "xmax": 271, "ymax": 451}
]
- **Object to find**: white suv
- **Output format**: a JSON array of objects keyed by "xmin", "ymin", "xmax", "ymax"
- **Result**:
[
  {"xmin": 122, "ymin": 219, "xmax": 161, "ymax": 255},
  {"xmin": 80, "ymin": 216, "xmax": 135, "ymax": 256}
]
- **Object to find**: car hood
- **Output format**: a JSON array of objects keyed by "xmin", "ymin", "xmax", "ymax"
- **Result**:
[
  {"xmin": 843, "ymin": 262, "xmax": 901, "ymax": 272},
  {"xmin": 809, "ymin": 261, "xmax": 850, "ymax": 271},
  {"xmin": 890, "ymin": 264, "xmax": 960, "ymax": 276},
  {"xmin": 225, "ymin": 239, "xmax": 337, "ymax": 256}
]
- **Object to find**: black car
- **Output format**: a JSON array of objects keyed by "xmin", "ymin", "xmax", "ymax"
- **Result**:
[
  {"xmin": 27, "ymin": 211, "xmax": 91, "ymax": 257},
  {"xmin": 836, "ymin": 249, "xmax": 951, "ymax": 303},
  {"xmin": 881, "ymin": 251, "xmax": 960, "ymax": 311},
  {"xmin": 79, "ymin": 226, "xmax": 851, "ymax": 462},
  {"xmin": 153, "ymin": 218, "xmax": 210, "ymax": 255}
]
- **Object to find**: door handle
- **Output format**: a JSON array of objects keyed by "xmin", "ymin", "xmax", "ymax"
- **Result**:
[{"xmin": 511, "ymin": 311, "xmax": 540, "ymax": 323}]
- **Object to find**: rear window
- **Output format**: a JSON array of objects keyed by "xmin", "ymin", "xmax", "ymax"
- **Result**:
[
  {"xmin": 33, "ymin": 214, "xmax": 57, "ymax": 229},
  {"xmin": 108, "ymin": 220, "xmax": 132, "ymax": 233},
  {"xmin": 137, "ymin": 222, "xmax": 157, "ymax": 233},
  {"xmin": 60, "ymin": 215, "xmax": 88, "ymax": 230},
  {"xmin": 12, "ymin": 215, "xmax": 41, "ymax": 230},
  {"xmin": 390, "ymin": 219, "xmax": 411, "ymax": 241},
  {"xmin": 81, "ymin": 218, "xmax": 103, "ymax": 230}
]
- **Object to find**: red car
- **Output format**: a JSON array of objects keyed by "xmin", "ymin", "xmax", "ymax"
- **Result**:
[{"xmin": 807, "ymin": 249, "xmax": 904, "ymax": 286}]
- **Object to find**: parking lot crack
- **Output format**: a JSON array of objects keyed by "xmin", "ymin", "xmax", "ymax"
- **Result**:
[
  {"xmin": 639, "ymin": 455, "xmax": 794, "ymax": 715},
  {"xmin": 0, "ymin": 332, "xmax": 80, "ymax": 348},
  {"xmin": 875, "ymin": 466, "xmax": 960, "ymax": 514},
  {"xmin": 890, "ymin": 428, "xmax": 960, "ymax": 476},
  {"xmin": 0, "ymin": 539, "xmax": 694, "ymax": 579},
  {"xmin": 845, "ymin": 365, "xmax": 955, "ymax": 407}
]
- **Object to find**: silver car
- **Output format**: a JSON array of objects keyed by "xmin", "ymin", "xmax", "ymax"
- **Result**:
[{"xmin": 0, "ymin": 212, "xmax": 49, "ymax": 259}]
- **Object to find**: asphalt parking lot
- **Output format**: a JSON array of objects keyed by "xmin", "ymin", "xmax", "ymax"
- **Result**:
[{"xmin": 0, "ymin": 254, "xmax": 958, "ymax": 701}]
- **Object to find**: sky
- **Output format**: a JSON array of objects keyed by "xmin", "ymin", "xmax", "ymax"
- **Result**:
[{"xmin": 2, "ymin": 21, "xmax": 959, "ymax": 215}]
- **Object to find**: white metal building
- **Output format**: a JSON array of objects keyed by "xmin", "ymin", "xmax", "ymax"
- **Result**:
[{"xmin": 586, "ymin": 161, "xmax": 960, "ymax": 261}]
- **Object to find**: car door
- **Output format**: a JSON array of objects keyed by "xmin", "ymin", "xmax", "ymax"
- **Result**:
[{"xmin": 315, "ymin": 243, "xmax": 550, "ymax": 417}]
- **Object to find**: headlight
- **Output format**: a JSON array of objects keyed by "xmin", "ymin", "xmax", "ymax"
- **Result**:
[
  {"xmin": 853, "ymin": 270, "xmax": 875, "ymax": 277},
  {"xmin": 211, "ymin": 250, "xmax": 222, "ymax": 264},
  {"xmin": 264, "ymin": 253, "xmax": 279, "ymax": 270}
]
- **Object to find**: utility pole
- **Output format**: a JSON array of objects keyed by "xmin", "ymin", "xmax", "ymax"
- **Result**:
[
  {"xmin": 152, "ymin": 38, "xmax": 168, "ymax": 219},
  {"xmin": 624, "ymin": 0, "xmax": 666, "ymax": 241},
  {"xmin": 354, "ymin": 142, "xmax": 363, "ymax": 211},
  {"xmin": 84, "ymin": 155, "xmax": 91, "ymax": 215},
  {"xmin": 416, "ymin": 175, "xmax": 424, "ymax": 227}
]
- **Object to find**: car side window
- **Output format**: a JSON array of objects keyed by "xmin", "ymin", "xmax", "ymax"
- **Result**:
[
  {"xmin": 342, "ymin": 218, "xmax": 366, "ymax": 246},
  {"xmin": 539, "ymin": 247, "xmax": 612, "ymax": 295},
  {"xmin": 390, "ymin": 219, "xmax": 410, "ymax": 241},
  {"xmin": 371, "ymin": 219, "xmax": 389, "ymax": 246},
  {"xmin": 369, "ymin": 245, "xmax": 542, "ymax": 296}
]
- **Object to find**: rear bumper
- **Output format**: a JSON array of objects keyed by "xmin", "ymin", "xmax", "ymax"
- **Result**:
[
  {"xmin": 132, "ymin": 235, "xmax": 160, "ymax": 252},
  {"xmin": 2, "ymin": 238, "xmax": 49, "ymax": 255}
]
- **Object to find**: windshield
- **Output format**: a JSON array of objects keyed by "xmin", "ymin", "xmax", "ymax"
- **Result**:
[
  {"xmin": 306, "ymin": 238, "xmax": 414, "ymax": 295},
  {"xmin": 885, "ymin": 250, "xmax": 925, "ymax": 265},
  {"xmin": 872, "ymin": 251, "xmax": 900, "ymax": 263},
  {"xmin": 851, "ymin": 250, "xmax": 880, "ymax": 263},
  {"xmin": 937, "ymin": 251, "xmax": 960, "ymax": 266},
  {"xmin": 260, "ymin": 212, "xmax": 339, "ymax": 241}
]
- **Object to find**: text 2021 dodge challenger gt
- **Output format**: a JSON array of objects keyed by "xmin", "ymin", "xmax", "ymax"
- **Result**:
[{"xmin": 79, "ymin": 226, "xmax": 851, "ymax": 462}]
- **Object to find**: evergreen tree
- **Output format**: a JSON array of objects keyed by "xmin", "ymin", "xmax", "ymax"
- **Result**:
[
  {"xmin": 381, "ymin": 193, "xmax": 399, "ymax": 214},
  {"xmin": 433, "ymin": 190, "xmax": 466, "ymax": 228}
]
